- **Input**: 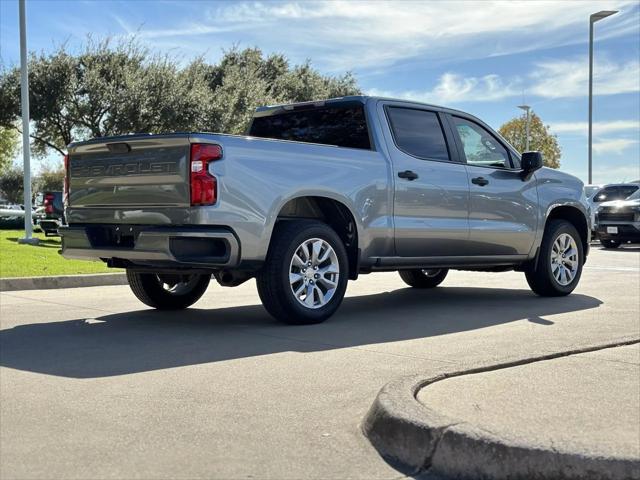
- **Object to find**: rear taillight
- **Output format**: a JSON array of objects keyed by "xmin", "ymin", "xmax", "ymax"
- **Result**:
[
  {"xmin": 63, "ymin": 154, "xmax": 69, "ymax": 205},
  {"xmin": 44, "ymin": 193, "xmax": 55, "ymax": 214},
  {"xmin": 190, "ymin": 144, "xmax": 222, "ymax": 206}
]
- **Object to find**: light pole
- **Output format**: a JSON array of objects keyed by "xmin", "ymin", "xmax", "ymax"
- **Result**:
[
  {"xmin": 589, "ymin": 10, "xmax": 618, "ymax": 184},
  {"xmin": 17, "ymin": 0, "xmax": 38, "ymax": 245},
  {"xmin": 518, "ymin": 105, "xmax": 531, "ymax": 151}
]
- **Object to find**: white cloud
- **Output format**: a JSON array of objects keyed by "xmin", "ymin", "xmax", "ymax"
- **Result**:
[
  {"xmin": 530, "ymin": 58, "xmax": 640, "ymax": 98},
  {"xmin": 418, "ymin": 73, "xmax": 520, "ymax": 103},
  {"xmin": 367, "ymin": 55, "xmax": 640, "ymax": 104},
  {"xmin": 549, "ymin": 120, "xmax": 640, "ymax": 135},
  {"xmin": 591, "ymin": 165, "xmax": 640, "ymax": 183},
  {"xmin": 367, "ymin": 73, "xmax": 520, "ymax": 104},
  {"xmin": 112, "ymin": 0, "xmax": 638, "ymax": 72},
  {"xmin": 592, "ymin": 138, "xmax": 639, "ymax": 154},
  {"xmin": 565, "ymin": 164, "xmax": 640, "ymax": 184}
]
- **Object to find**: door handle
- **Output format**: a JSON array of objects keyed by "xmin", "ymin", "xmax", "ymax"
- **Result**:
[
  {"xmin": 471, "ymin": 176, "xmax": 489, "ymax": 186},
  {"xmin": 398, "ymin": 170, "xmax": 419, "ymax": 181}
]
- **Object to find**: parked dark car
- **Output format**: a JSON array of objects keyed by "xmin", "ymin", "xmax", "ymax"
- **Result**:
[
  {"xmin": 588, "ymin": 183, "xmax": 639, "ymax": 238},
  {"xmin": 596, "ymin": 188, "xmax": 640, "ymax": 248},
  {"xmin": 0, "ymin": 204, "xmax": 26, "ymax": 229},
  {"xmin": 34, "ymin": 191, "xmax": 66, "ymax": 236}
]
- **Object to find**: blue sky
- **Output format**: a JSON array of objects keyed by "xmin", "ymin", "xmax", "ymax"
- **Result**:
[{"xmin": 1, "ymin": 0, "xmax": 639, "ymax": 184}]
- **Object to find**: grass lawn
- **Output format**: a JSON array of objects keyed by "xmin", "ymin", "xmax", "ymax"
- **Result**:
[{"xmin": 0, "ymin": 229, "xmax": 120, "ymax": 278}]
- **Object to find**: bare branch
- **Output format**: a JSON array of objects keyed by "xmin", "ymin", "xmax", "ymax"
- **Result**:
[{"xmin": 10, "ymin": 124, "xmax": 66, "ymax": 156}]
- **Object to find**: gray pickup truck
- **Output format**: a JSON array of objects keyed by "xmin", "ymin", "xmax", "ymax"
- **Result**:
[{"xmin": 60, "ymin": 96, "xmax": 590, "ymax": 324}]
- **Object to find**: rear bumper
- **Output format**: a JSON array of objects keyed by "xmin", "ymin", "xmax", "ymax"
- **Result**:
[
  {"xmin": 59, "ymin": 225, "xmax": 240, "ymax": 268},
  {"xmin": 38, "ymin": 218, "xmax": 63, "ymax": 232}
]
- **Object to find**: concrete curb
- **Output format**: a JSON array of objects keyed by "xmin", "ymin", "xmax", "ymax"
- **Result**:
[
  {"xmin": 0, "ymin": 273, "xmax": 127, "ymax": 292},
  {"xmin": 362, "ymin": 339, "xmax": 640, "ymax": 480}
]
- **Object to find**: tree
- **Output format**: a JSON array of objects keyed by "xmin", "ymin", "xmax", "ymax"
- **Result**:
[
  {"xmin": 0, "ymin": 39, "xmax": 360, "ymax": 156},
  {"xmin": 0, "ymin": 165, "xmax": 24, "ymax": 204},
  {"xmin": 0, "ymin": 126, "xmax": 19, "ymax": 172},
  {"xmin": 498, "ymin": 112, "xmax": 561, "ymax": 168},
  {"xmin": 200, "ymin": 47, "xmax": 360, "ymax": 134},
  {"xmin": 33, "ymin": 165, "xmax": 65, "ymax": 193}
]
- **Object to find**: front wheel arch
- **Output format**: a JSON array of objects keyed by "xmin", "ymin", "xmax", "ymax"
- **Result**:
[
  {"xmin": 525, "ymin": 219, "xmax": 584, "ymax": 296},
  {"xmin": 544, "ymin": 205, "xmax": 589, "ymax": 255}
]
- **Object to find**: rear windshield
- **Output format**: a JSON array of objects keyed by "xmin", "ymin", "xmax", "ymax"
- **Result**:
[{"xmin": 248, "ymin": 104, "xmax": 371, "ymax": 150}]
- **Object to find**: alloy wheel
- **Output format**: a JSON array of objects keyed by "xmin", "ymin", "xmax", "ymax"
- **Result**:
[
  {"xmin": 550, "ymin": 233, "xmax": 579, "ymax": 286},
  {"xmin": 288, "ymin": 238, "xmax": 340, "ymax": 309}
]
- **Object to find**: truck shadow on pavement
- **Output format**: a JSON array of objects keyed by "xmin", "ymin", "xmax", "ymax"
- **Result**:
[{"xmin": 0, "ymin": 287, "xmax": 602, "ymax": 378}]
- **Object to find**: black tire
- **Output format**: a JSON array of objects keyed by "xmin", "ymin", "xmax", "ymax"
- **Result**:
[
  {"xmin": 256, "ymin": 220, "xmax": 349, "ymax": 325},
  {"xmin": 600, "ymin": 238, "xmax": 621, "ymax": 249},
  {"xmin": 525, "ymin": 220, "xmax": 584, "ymax": 297},
  {"xmin": 126, "ymin": 270, "xmax": 210, "ymax": 310},
  {"xmin": 399, "ymin": 269, "xmax": 448, "ymax": 288}
]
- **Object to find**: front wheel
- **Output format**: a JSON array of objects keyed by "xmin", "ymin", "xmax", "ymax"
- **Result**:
[
  {"xmin": 126, "ymin": 271, "xmax": 210, "ymax": 309},
  {"xmin": 525, "ymin": 220, "xmax": 583, "ymax": 296},
  {"xmin": 256, "ymin": 220, "xmax": 349, "ymax": 325},
  {"xmin": 399, "ymin": 269, "xmax": 448, "ymax": 288},
  {"xmin": 600, "ymin": 238, "xmax": 621, "ymax": 249}
]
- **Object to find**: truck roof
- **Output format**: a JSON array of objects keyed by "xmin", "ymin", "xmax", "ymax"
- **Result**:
[{"xmin": 254, "ymin": 95, "xmax": 468, "ymax": 117}]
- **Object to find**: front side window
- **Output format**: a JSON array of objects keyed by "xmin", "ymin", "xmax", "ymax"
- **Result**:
[
  {"xmin": 386, "ymin": 107, "xmax": 450, "ymax": 161},
  {"xmin": 452, "ymin": 117, "xmax": 511, "ymax": 169}
]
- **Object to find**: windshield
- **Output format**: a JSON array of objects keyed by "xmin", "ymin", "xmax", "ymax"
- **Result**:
[
  {"xmin": 594, "ymin": 185, "xmax": 639, "ymax": 202},
  {"xmin": 626, "ymin": 188, "xmax": 640, "ymax": 200}
]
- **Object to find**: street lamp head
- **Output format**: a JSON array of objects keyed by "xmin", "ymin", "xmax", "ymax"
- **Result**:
[
  {"xmin": 590, "ymin": 10, "xmax": 618, "ymax": 23},
  {"xmin": 517, "ymin": 105, "xmax": 531, "ymax": 112}
]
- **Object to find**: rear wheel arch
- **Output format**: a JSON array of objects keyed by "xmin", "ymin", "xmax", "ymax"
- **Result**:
[
  {"xmin": 272, "ymin": 195, "xmax": 360, "ymax": 279},
  {"xmin": 257, "ymin": 219, "xmax": 350, "ymax": 324}
]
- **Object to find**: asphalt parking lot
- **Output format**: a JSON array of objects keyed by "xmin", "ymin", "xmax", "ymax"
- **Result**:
[{"xmin": 1, "ymin": 246, "xmax": 639, "ymax": 480}]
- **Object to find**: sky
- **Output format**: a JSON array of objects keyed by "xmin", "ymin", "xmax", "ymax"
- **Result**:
[{"xmin": 1, "ymin": 0, "xmax": 639, "ymax": 184}]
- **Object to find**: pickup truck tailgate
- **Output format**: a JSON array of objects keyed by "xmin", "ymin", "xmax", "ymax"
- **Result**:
[{"xmin": 68, "ymin": 135, "xmax": 191, "ymax": 208}]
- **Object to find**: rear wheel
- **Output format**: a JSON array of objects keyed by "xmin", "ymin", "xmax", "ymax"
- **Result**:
[
  {"xmin": 256, "ymin": 220, "xmax": 349, "ymax": 325},
  {"xmin": 525, "ymin": 220, "xmax": 583, "ymax": 296},
  {"xmin": 398, "ymin": 269, "xmax": 448, "ymax": 288},
  {"xmin": 126, "ymin": 270, "xmax": 210, "ymax": 309},
  {"xmin": 600, "ymin": 238, "xmax": 621, "ymax": 249}
]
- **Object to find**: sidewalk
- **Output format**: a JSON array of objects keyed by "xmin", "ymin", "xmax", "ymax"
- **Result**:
[
  {"xmin": 419, "ymin": 344, "xmax": 640, "ymax": 474},
  {"xmin": 0, "ymin": 273, "xmax": 126, "ymax": 291},
  {"xmin": 363, "ymin": 342, "xmax": 640, "ymax": 480}
]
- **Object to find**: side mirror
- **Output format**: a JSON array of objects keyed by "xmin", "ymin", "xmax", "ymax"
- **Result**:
[{"xmin": 521, "ymin": 151, "xmax": 543, "ymax": 181}]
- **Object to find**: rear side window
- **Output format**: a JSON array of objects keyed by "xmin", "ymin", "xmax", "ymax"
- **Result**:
[
  {"xmin": 594, "ymin": 185, "xmax": 639, "ymax": 202},
  {"xmin": 386, "ymin": 107, "xmax": 450, "ymax": 161},
  {"xmin": 249, "ymin": 104, "xmax": 371, "ymax": 150}
]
